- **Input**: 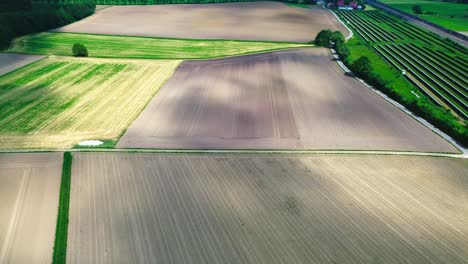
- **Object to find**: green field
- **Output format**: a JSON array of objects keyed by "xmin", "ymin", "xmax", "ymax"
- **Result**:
[
  {"xmin": 338, "ymin": 10, "xmax": 468, "ymax": 119},
  {"xmin": 379, "ymin": 0, "xmax": 468, "ymax": 31},
  {"xmin": 7, "ymin": 32, "xmax": 311, "ymax": 59},
  {"xmin": 0, "ymin": 56, "xmax": 180, "ymax": 149}
]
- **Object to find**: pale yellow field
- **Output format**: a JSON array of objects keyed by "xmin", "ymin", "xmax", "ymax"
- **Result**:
[
  {"xmin": 0, "ymin": 153, "xmax": 63, "ymax": 263},
  {"xmin": 68, "ymin": 153, "xmax": 468, "ymax": 264},
  {"xmin": 0, "ymin": 56, "xmax": 181, "ymax": 149}
]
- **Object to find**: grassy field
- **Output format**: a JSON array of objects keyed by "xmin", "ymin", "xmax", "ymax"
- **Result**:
[
  {"xmin": 52, "ymin": 152, "xmax": 72, "ymax": 264},
  {"xmin": 7, "ymin": 32, "xmax": 312, "ymax": 60},
  {"xmin": 67, "ymin": 152, "xmax": 468, "ymax": 263},
  {"xmin": 379, "ymin": 0, "xmax": 468, "ymax": 31},
  {"xmin": 0, "ymin": 56, "xmax": 180, "ymax": 149}
]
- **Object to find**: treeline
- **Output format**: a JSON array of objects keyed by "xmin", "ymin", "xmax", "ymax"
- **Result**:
[
  {"xmin": 0, "ymin": 0, "xmax": 96, "ymax": 49},
  {"xmin": 93, "ymin": 0, "xmax": 315, "ymax": 4},
  {"xmin": 315, "ymin": 29, "xmax": 467, "ymax": 146}
]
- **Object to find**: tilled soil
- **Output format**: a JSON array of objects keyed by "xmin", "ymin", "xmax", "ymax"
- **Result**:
[{"xmin": 118, "ymin": 48, "xmax": 458, "ymax": 153}]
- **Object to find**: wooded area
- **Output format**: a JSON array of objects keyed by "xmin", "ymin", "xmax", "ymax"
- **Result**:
[{"xmin": 0, "ymin": 0, "xmax": 95, "ymax": 48}]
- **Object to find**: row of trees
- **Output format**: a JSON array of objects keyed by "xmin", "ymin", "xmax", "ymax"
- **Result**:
[
  {"xmin": 93, "ymin": 0, "xmax": 316, "ymax": 4},
  {"xmin": 0, "ymin": 0, "xmax": 96, "ymax": 49}
]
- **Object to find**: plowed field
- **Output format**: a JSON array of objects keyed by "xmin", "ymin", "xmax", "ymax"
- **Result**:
[
  {"xmin": 0, "ymin": 153, "xmax": 62, "ymax": 263},
  {"xmin": 118, "ymin": 48, "xmax": 457, "ymax": 153},
  {"xmin": 53, "ymin": 2, "xmax": 348, "ymax": 42},
  {"xmin": 67, "ymin": 152, "xmax": 468, "ymax": 264}
]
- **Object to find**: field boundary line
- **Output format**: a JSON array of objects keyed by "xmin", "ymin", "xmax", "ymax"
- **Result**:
[
  {"xmin": 329, "ymin": 48, "xmax": 466, "ymax": 155},
  {"xmin": 0, "ymin": 149, "xmax": 465, "ymax": 159}
]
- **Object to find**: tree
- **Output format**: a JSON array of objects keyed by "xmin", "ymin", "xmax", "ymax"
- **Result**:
[
  {"xmin": 335, "ymin": 42, "xmax": 350, "ymax": 59},
  {"xmin": 72, "ymin": 43, "xmax": 88, "ymax": 57},
  {"xmin": 352, "ymin": 56, "xmax": 372, "ymax": 76},
  {"xmin": 331, "ymin": 31, "xmax": 345, "ymax": 44},
  {"xmin": 314, "ymin": 29, "xmax": 333, "ymax": 46},
  {"xmin": 412, "ymin": 5, "xmax": 423, "ymax": 14}
]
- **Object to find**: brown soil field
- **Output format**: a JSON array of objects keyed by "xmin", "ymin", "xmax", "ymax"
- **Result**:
[
  {"xmin": 53, "ymin": 2, "xmax": 347, "ymax": 42},
  {"xmin": 67, "ymin": 152, "xmax": 468, "ymax": 264},
  {"xmin": 118, "ymin": 48, "xmax": 457, "ymax": 153},
  {"xmin": 0, "ymin": 53, "xmax": 45, "ymax": 77},
  {"xmin": 0, "ymin": 152, "xmax": 62, "ymax": 263}
]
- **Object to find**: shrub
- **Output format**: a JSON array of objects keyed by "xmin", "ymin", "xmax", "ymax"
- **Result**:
[
  {"xmin": 335, "ymin": 42, "xmax": 350, "ymax": 59},
  {"xmin": 331, "ymin": 31, "xmax": 345, "ymax": 44},
  {"xmin": 72, "ymin": 43, "xmax": 88, "ymax": 57},
  {"xmin": 351, "ymin": 56, "xmax": 372, "ymax": 76},
  {"xmin": 412, "ymin": 5, "xmax": 423, "ymax": 14},
  {"xmin": 315, "ymin": 29, "xmax": 333, "ymax": 46}
]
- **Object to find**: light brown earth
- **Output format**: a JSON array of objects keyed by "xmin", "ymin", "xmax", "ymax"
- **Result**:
[
  {"xmin": 53, "ymin": 2, "xmax": 348, "ymax": 42},
  {"xmin": 0, "ymin": 152, "xmax": 62, "ymax": 263},
  {"xmin": 118, "ymin": 48, "xmax": 457, "ymax": 153},
  {"xmin": 68, "ymin": 152, "xmax": 468, "ymax": 264},
  {"xmin": 0, "ymin": 53, "xmax": 45, "ymax": 77}
]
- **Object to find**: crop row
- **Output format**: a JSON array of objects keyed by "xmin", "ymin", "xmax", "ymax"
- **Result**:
[
  {"xmin": 361, "ymin": 10, "xmax": 467, "ymax": 55},
  {"xmin": 338, "ymin": 11, "xmax": 399, "ymax": 42},
  {"xmin": 375, "ymin": 44, "xmax": 467, "ymax": 118},
  {"xmin": 388, "ymin": 44, "xmax": 467, "ymax": 101}
]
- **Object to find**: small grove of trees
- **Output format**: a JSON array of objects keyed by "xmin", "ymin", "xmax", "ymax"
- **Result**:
[
  {"xmin": 0, "ymin": 1, "xmax": 95, "ymax": 49},
  {"xmin": 72, "ymin": 43, "xmax": 88, "ymax": 57},
  {"xmin": 93, "ymin": 0, "xmax": 316, "ymax": 4},
  {"xmin": 314, "ymin": 29, "xmax": 350, "ymax": 60}
]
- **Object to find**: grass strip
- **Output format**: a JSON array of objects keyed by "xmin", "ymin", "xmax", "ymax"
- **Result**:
[
  {"xmin": 52, "ymin": 152, "xmax": 72, "ymax": 264},
  {"xmin": 6, "ymin": 32, "xmax": 312, "ymax": 60}
]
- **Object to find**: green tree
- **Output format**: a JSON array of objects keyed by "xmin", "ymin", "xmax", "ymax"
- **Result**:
[
  {"xmin": 412, "ymin": 5, "xmax": 423, "ymax": 14},
  {"xmin": 352, "ymin": 56, "xmax": 372, "ymax": 76},
  {"xmin": 335, "ymin": 42, "xmax": 350, "ymax": 59},
  {"xmin": 314, "ymin": 29, "xmax": 333, "ymax": 46},
  {"xmin": 72, "ymin": 43, "xmax": 88, "ymax": 57},
  {"xmin": 331, "ymin": 31, "xmax": 345, "ymax": 44}
]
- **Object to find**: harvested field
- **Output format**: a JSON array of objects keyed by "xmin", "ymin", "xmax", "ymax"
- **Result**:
[
  {"xmin": 0, "ymin": 56, "xmax": 180, "ymax": 149},
  {"xmin": 68, "ymin": 152, "xmax": 468, "ymax": 264},
  {"xmin": 8, "ymin": 33, "xmax": 310, "ymax": 60},
  {"xmin": 53, "ymin": 2, "xmax": 348, "ymax": 42},
  {"xmin": 0, "ymin": 152, "xmax": 62, "ymax": 263},
  {"xmin": 118, "ymin": 48, "xmax": 457, "ymax": 153},
  {"xmin": 0, "ymin": 53, "xmax": 45, "ymax": 77}
]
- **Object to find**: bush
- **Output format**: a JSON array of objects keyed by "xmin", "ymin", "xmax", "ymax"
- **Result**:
[
  {"xmin": 412, "ymin": 5, "xmax": 423, "ymax": 14},
  {"xmin": 72, "ymin": 43, "xmax": 88, "ymax": 57},
  {"xmin": 335, "ymin": 42, "xmax": 350, "ymax": 59},
  {"xmin": 351, "ymin": 56, "xmax": 372, "ymax": 76},
  {"xmin": 315, "ymin": 29, "xmax": 333, "ymax": 46},
  {"xmin": 331, "ymin": 31, "xmax": 345, "ymax": 44}
]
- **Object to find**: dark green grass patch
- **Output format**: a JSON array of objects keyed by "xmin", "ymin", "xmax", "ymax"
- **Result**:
[{"xmin": 52, "ymin": 152, "xmax": 72, "ymax": 264}]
